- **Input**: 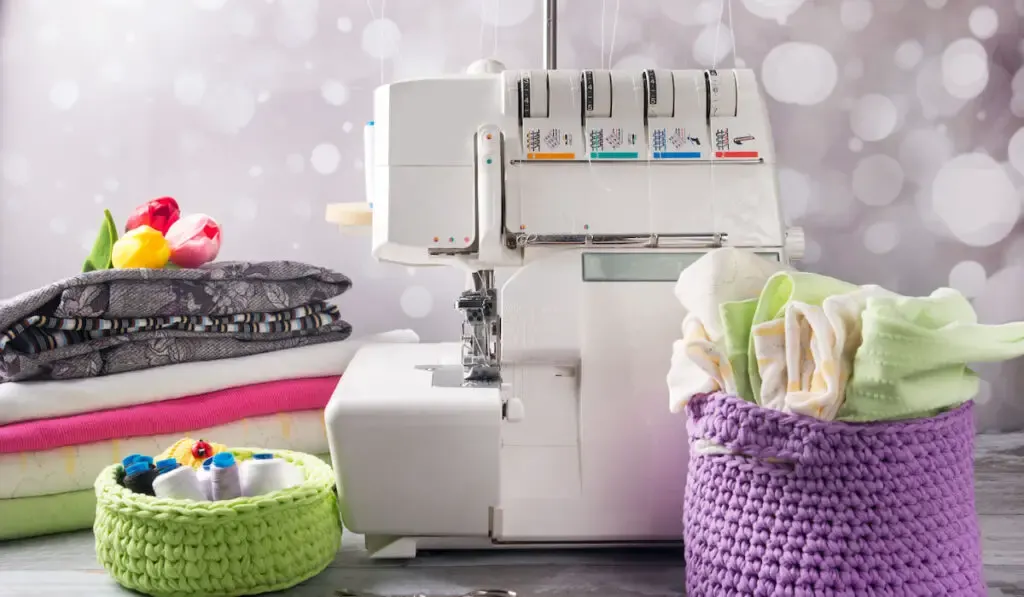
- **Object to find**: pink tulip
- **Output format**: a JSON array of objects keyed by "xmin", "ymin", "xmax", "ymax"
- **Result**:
[{"xmin": 166, "ymin": 214, "xmax": 222, "ymax": 268}]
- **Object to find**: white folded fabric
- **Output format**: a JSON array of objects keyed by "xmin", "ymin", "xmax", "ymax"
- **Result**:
[{"xmin": 0, "ymin": 329, "xmax": 419, "ymax": 425}]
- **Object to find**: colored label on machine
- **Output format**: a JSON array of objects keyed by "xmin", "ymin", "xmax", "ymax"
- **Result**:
[
  {"xmin": 587, "ymin": 126, "xmax": 640, "ymax": 160},
  {"xmin": 713, "ymin": 128, "xmax": 759, "ymax": 159},
  {"xmin": 649, "ymin": 127, "xmax": 703, "ymax": 159},
  {"xmin": 525, "ymin": 127, "xmax": 578, "ymax": 160},
  {"xmin": 590, "ymin": 151, "xmax": 639, "ymax": 159},
  {"xmin": 715, "ymin": 151, "xmax": 759, "ymax": 159}
]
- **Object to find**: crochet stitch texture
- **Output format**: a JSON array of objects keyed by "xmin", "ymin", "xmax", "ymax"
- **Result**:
[
  {"xmin": 94, "ymin": 448, "xmax": 341, "ymax": 597},
  {"xmin": 683, "ymin": 393, "xmax": 983, "ymax": 596}
]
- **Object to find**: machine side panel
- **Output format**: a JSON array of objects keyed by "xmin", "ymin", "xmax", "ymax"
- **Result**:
[
  {"xmin": 380, "ymin": 76, "xmax": 505, "ymax": 167},
  {"xmin": 325, "ymin": 344, "xmax": 502, "ymax": 536}
]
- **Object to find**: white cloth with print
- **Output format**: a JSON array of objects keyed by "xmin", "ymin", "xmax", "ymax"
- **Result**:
[
  {"xmin": 673, "ymin": 248, "xmax": 790, "ymax": 342},
  {"xmin": 667, "ymin": 248, "xmax": 789, "ymax": 413}
]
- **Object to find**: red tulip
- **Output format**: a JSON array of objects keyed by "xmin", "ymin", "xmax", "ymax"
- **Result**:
[
  {"xmin": 125, "ymin": 196, "xmax": 181, "ymax": 235},
  {"xmin": 166, "ymin": 213, "xmax": 222, "ymax": 268}
]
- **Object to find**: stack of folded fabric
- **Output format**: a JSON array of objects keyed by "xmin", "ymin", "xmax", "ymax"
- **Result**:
[
  {"xmin": 667, "ymin": 248, "xmax": 1024, "ymax": 423},
  {"xmin": 0, "ymin": 261, "xmax": 418, "ymax": 540}
]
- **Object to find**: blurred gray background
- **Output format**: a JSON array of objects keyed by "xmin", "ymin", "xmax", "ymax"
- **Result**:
[{"xmin": 1, "ymin": 0, "xmax": 1023, "ymax": 430}]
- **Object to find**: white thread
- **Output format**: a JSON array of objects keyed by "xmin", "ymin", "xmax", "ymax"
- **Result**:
[
  {"xmin": 365, "ymin": 0, "xmax": 388, "ymax": 85},
  {"xmin": 707, "ymin": 0, "xmax": 737, "ymax": 241},
  {"xmin": 479, "ymin": 0, "xmax": 487, "ymax": 58},
  {"xmin": 211, "ymin": 458, "xmax": 242, "ymax": 501},
  {"xmin": 726, "ymin": 0, "xmax": 738, "ymax": 68},
  {"xmin": 152, "ymin": 466, "xmax": 207, "ymax": 501},
  {"xmin": 492, "ymin": 0, "xmax": 499, "ymax": 57},
  {"xmin": 607, "ymin": 0, "xmax": 621, "ymax": 69},
  {"xmin": 584, "ymin": 2, "xmax": 616, "ymax": 196},
  {"xmin": 600, "ymin": 0, "xmax": 607, "ymax": 69},
  {"xmin": 239, "ymin": 457, "xmax": 303, "ymax": 497}
]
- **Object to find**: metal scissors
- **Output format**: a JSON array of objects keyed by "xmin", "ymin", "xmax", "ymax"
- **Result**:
[{"xmin": 335, "ymin": 590, "xmax": 516, "ymax": 597}]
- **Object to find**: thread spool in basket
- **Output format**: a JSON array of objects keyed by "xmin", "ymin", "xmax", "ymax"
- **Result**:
[
  {"xmin": 121, "ymin": 454, "xmax": 147, "ymax": 468},
  {"xmin": 210, "ymin": 452, "xmax": 242, "ymax": 501},
  {"xmin": 152, "ymin": 460, "xmax": 208, "ymax": 501},
  {"xmin": 239, "ymin": 453, "xmax": 304, "ymax": 497},
  {"xmin": 118, "ymin": 454, "xmax": 150, "ymax": 484},
  {"xmin": 123, "ymin": 461, "xmax": 159, "ymax": 496},
  {"xmin": 155, "ymin": 458, "xmax": 178, "ymax": 472}
]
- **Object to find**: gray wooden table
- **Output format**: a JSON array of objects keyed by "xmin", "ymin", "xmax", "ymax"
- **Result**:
[{"xmin": 0, "ymin": 432, "xmax": 1021, "ymax": 596}]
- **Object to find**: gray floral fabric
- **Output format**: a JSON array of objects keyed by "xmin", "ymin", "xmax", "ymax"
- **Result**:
[{"xmin": 0, "ymin": 261, "xmax": 353, "ymax": 382}]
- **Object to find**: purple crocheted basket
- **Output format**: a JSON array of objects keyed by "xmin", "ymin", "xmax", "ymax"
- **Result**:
[{"xmin": 683, "ymin": 393, "xmax": 984, "ymax": 597}]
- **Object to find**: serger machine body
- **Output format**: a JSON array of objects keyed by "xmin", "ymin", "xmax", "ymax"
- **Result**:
[{"xmin": 325, "ymin": 63, "xmax": 803, "ymax": 558}]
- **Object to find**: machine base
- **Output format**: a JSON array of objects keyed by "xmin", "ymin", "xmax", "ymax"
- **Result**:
[{"xmin": 361, "ymin": 535, "xmax": 684, "ymax": 559}]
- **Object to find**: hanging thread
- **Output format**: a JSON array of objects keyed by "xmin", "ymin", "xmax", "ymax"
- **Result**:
[{"xmin": 365, "ymin": 0, "xmax": 389, "ymax": 86}]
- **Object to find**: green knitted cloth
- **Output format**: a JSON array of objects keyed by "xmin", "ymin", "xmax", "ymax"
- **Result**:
[{"xmin": 94, "ymin": 449, "xmax": 341, "ymax": 597}]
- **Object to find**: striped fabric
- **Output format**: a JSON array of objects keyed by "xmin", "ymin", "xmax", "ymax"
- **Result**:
[{"xmin": 0, "ymin": 301, "xmax": 341, "ymax": 355}]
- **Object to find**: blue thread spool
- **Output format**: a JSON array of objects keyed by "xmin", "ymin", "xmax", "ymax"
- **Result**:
[
  {"xmin": 121, "ymin": 454, "xmax": 144, "ymax": 467},
  {"xmin": 155, "ymin": 458, "xmax": 179, "ymax": 474}
]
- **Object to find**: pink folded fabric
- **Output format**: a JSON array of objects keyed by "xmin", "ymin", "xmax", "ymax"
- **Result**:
[{"xmin": 0, "ymin": 376, "xmax": 340, "ymax": 454}]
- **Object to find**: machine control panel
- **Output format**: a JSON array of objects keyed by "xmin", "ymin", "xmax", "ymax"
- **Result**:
[
  {"xmin": 583, "ymin": 70, "xmax": 646, "ymax": 160},
  {"xmin": 512, "ymin": 68, "xmax": 766, "ymax": 163},
  {"xmin": 706, "ymin": 69, "xmax": 761, "ymax": 161},
  {"xmin": 518, "ymin": 70, "xmax": 586, "ymax": 160},
  {"xmin": 645, "ymin": 69, "xmax": 709, "ymax": 161}
]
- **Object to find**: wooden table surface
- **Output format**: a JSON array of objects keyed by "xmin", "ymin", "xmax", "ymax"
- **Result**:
[{"xmin": 0, "ymin": 432, "xmax": 1021, "ymax": 596}]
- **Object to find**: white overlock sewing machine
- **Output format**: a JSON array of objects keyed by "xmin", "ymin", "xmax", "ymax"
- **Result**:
[{"xmin": 324, "ymin": 5, "xmax": 802, "ymax": 559}]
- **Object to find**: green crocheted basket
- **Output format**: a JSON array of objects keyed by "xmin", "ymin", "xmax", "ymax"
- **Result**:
[{"xmin": 94, "ymin": 448, "xmax": 341, "ymax": 597}]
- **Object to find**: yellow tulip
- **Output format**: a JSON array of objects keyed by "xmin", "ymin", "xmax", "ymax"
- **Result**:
[{"xmin": 111, "ymin": 225, "xmax": 172, "ymax": 269}]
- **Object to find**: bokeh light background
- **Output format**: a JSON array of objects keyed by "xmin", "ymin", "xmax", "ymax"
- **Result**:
[{"xmin": 1, "ymin": 0, "xmax": 1023, "ymax": 430}]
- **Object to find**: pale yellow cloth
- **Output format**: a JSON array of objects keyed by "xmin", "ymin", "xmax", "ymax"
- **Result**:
[
  {"xmin": 752, "ymin": 285, "xmax": 896, "ymax": 420},
  {"xmin": 754, "ymin": 303, "xmax": 838, "ymax": 417},
  {"xmin": 668, "ymin": 314, "xmax": 739, "ymax": 413}
]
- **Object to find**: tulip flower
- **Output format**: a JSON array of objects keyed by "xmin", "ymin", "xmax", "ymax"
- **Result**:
[
  {"xmin": 166, "ymin": 214, "xmax": 222, "ymax": 268},
  {"xmin": 111, "ymin": 225, "xmax": 172, "ymax": 269},
  {"xmin": 125, "ymin": 196, "xmax": 181, "ymax": 235}
]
